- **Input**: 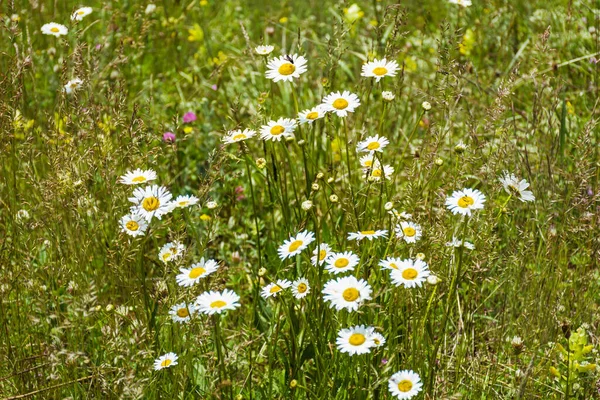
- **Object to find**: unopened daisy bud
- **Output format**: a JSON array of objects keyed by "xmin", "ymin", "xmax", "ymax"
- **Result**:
[
  {"xmin": 329, "ymin": 194, "xmax": 339, "ymax": 203},
  {"xmin": 422, "ymin": 101, "xmax": 432, "ymax": 111},
  {"xmin": 94, "ymin": 305, "xmax": 102, "ymax": 312},
  {"xmin": 297, "ymin": 139, "xmax": 306, "ymax": 146},
  {"xmin": 382, "ymin": 91, "xmax": 395, "ymax": 101},
  {"xmin": 384, "ymin": 202, "xmax": 394, "ymax": 211},
  {"xmin": 427, "ymin": 275, "xmax": 440, "ymax": 286},
  {"xmin": 311, "ymin": 183, "xmax": 319, "ymax": 191},
  {"xmin": 105, "ymin": 304, "xmax": 114, "ymax": 312},
  {"xmin": 434, "ymin": 158, "xmax": 443, "ymax": 166},
  {"xmin": 258, "ymin": 267, "xmax": 267, "ymax": 277},
  {"xmin": 285, "ymin": 136, "xmax": 295, "ymax": 142},
  {"xmin": 206, "ymin": 201, "xmax": 218, "ymax": 209},
  {"xmin": 316, "ymin": 172, "xmax": 324, "ymax": 179},
  {"xmin": 256, "ymin": 158, "xmax": 267, "ymax": 169},
  {"xmin": 454, "ymin": 140, "xmax": 467, "ymax": 153},
  {"xmin": 327, "ymin": 177, "xmax": 334, "ymax": 184},
  {"xmin": 301, "ymin": 200, "xmax": 313, "ymax": 211},
  {"xmin": 290, "ymin": 379, "xmax": 298, "ymax": 389},
  {"xmin": 416, "ymin": 253, "xmax": 425, "ymax": 260},
  {"xmin": 511, "ymin": 336, "xmax": 524, "ymax": 354},
  {"xmin": 235, "ymin": 395, "xmax": 243, "ymax": 400},
  {"xmin": 367, "ymin": 175, "xmax": 377, "ymax": 183}
]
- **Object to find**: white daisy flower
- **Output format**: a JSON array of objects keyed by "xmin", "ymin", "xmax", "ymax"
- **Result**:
[
  {"xmin": 388, "ymin": 370, "xmax": 423, "ymax": 399},
  {"xmin": 119, "ymin": 169, "xmax": 157, "ymax": 185},
  {"xmin": 41, "ymin": 22, "xmax": 68, "ymax": 37},
  {"xmin": 499, "ymin": 172, "xmax": 535, "ymax": 202},
  {"xmin": 277, "ymin": 230, "xmax": 315, "ymax": 260},
  {"xmin": 64, "ymin": 78, "xmax": 83, "ymax": 94},
  {"xmin": 363, "ymin": 162, "xmax": 394, "ymax": 181},
  {"xmin": 129, "ymin": 185, "xmax": 174, "ymax": 221},
  {"xmin": 169, "ymin": 302, "xmax": 196, "ymax": 323},
  {"xmin": 255, "ymin": 45, "xmax": 274, "ymax": 55},
  {"xmin": 158, "ymin": 241, "xmax": 185, "ymax": 264},
  {"xmin": 154, "ymin": 352, "xmax": 178, "ymax": 370},
  {"xmin": 223, "ymin": 128, "xmax": 256, "ymax": 144},
  {"xmin": 389, "ymin": 259, "xmax": 430, "ymax": 288},
  {"xmin": 395, "ymin": 221, "xmax": 422, "ymax": 244},
  {"xmin": 261, "ymin": 279, "xmax": 292, "ymax": 299},
  {"xmin": 368, "ymin": 329, "xmax": 386, "ymax": 347},
  {"xmin": 378, "ymin": 257, "xmax": 403, "ymax": 271},
  {"xmin": 359, "ymin": 154, "xmax": 376, "ymax": 168},
  {"xmin": 357, "ymin": 135, "xmax": 390, "ymax": 153},
  {"xmin": 445, "ymin": 188, "xmax": 486, "ymax": 216},
  {"xmin": 291, "ymin": 278, "xmax": 310, "ymax": 299},
  {"xmin": 311, "ymin": 243, "xmax": 332, "ymax": 266},
  {"xmin": 71, "ymin": 6, "xmax": 92, "ymax": 21},
  {"xmin": 448, "ymin": 0, "xmax": 472, "ymax": 6},
  {"xmin": 445, "ymin": 237, "xmax": 475, "ymax": 250},
  {"xmin": 260, "ymin": 118, "xmax": 297, "ymax": 142},
  {"xmin": 195, "ymin": 289, "xmax": 241, "ymax": 315},
  {"xmin": 325, "ymin": 251, "xmax": 360, "ymax": 274},
  {"xmin": 389, "ymin": 209, "xmax": 412, "ymax": 221},
  {"xmin": 173, "ymin": 194, "xmax": 199, "ymax": 208},
  {"xmin": 336, "ymin": 325, "xmax": 376, "ymax": 355},
  {"xmin": 265, "ymin": 54, "xmax": 308, "ymax": 82},
  {"xmin": 361, "ymin": 58, "xmax": 400, "ymax": 82},
  {"xmin": 323, "ymin": 276, "xmax": 372, "ymax": 312},
  {"xmin": 298, "ymin": 106, "xmax": 327, "ymax": 124},
  {"xmin": 176, "ymin": 258, "xmax": 219, "ymax": 287},
  {"xmin": 321, "ymin": 91, "xmax": 361, "ymax": 117},
  {"xmin": 347, "ymin": 229, "xmax": 388, "ymax": 241},
  {"xmin": 120, "ymin": 211, "xmax": 148, "ymax": 237}
]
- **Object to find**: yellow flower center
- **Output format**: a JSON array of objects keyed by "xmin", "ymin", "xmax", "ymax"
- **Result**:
[
  {"xmin": 372, "ymin": 66, "xmax": 388, "ymax": 76},
  {"xmin": 77, "ymin": 10, "xmax": 85, "ymax": 15},
  {"xmin": 297, "ymin": 283, "xmax": 307, "ymax": 293},
  {"xmin": 306, "ymin": 111, "xmax": 319, "ymax": 120},
  {"xmin": 372, "ymin": 169, "xmax": 382, "ymax": 177},
  {"xmin": 126, "ymin": 221, "xmax": 139, "ymax": 231},
  {"xmin": 361, "ymin": 230, "xmax": 375, "ymax": 235},
  {"xmin": 334, "ymin": 258, "xmax": 350, "ymax": 268},
  {"xmin": 288, "ymin": 240, "xmax": 303, "ymax": 252},
  {"xmin": 160, "ymin": 359, "xmax": 172, "ymax": 367},
  {"xmin": 403, "ymin": 227, "xmax": 416, "ymax": 237},
  {"xmin": 278, "ymin": 63, "xmax": 296, "ymax": 75},
  {"xmin": 50, "ymin": 27, "xmax": 59, "ymax": 33},
  {"xmin": 402, "ymin": 268, "xmax": 418, "ymax": 280},
  {"xmin": 162, "ymin": 252, "xmax": 172, "ymax": 261},
  {"xmin": 269, "ymin": 285, "xmax": 282, "ymax": 294},
  {"xmin": 176, "ymin": 307, "xmax": 189, "ymax": 318},
  {"xmin": 210, "ymin": 300, "xmax": 227, "ymax": 308},
  {"xmin": 332, "ymin": 98, "xmax": 349, "ymax": 110},
  {"xmin": 366, "ymin": 141, "xmax": 380, "ymax": 150},
  {"xmin": 457, "ymin": 196, "xmax": 474, "ymax": 208},
  {"xmin": 374, "ymin": 338, "xmax": 381, "ymax": 345},
  {"xmin": 319, "ymin": 249, "xmax": 327, "ymax": 261},
  {"xmin": 232, "ymin": 133, "xmax": 246, "ymax": 141},
  {"xmin": 178, "ymin": 201, "xmax": 189, "ymax": 207},
  {"xmin": 132, "ymin": 176, "xmax": 146, "ymax": 183},
  {"xmin": 142, "ymin": 196, "xmax": 160, "ymax": 211},
  {"xmin": 397, "ymin": 380, "xmax": 413, "ymax": 392},
  {"xmin": 270, "ymin": 125, "xmax": 285, "ymax": 135},
  {"xmin": 364, "ymin": 160, "xmax": 373, "ymax": 167},
  {"xmin": 349, "ymin": 333, "xmax": 366, "ymax": 346},
  {"xmin": 342, "ymin": 288, "xmax": 359, "ymax": 302},
  {"xmin": 188, "ymin": 267, "xmax": 206, "ymax": 279}
]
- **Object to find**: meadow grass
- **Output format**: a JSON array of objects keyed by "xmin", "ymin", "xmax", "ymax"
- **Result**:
[{"xmin": 1, "ymin": 0, "xmax": 600, "ymax": 398}]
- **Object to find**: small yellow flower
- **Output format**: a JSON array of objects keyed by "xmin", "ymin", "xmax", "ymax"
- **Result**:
[
  {"xmin": 188, "ymin": 24, "xmax": 204, "ymax": 42},
  {"xmin": 183, "ymin": 126, "xmax": 193, "ymax": 134},
  {"xmin": 200, "ymin": 0, "xmax": 208, "ymax": 5},
  {"xmin": 200, "ymin": 214, "xmax": 211, "ymax": 221},
  {"xmin": 279, "ymin": 17, "xmax": 288, "ymax": 24}
]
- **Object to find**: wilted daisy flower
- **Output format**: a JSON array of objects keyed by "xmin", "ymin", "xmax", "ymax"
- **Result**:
[
  {"xmin": 195, "ymin": 289, "xmax": 241, "ymax": 315},
  {"xmin": 174, "ymin": 194, "xmax": 199, "ymax": 208},
  {"xmin": 292, "ymin": 278, "xmax": 310, "ymax": 299},
  {"xmin": 368, "ymin": 329, "xmax": 386, "ymax": 347},
  {"xmin": 445, "ymin": 188, "xmax": 486, "ymax": 216},
  {"xmin": 255, "ymin": 45, "xmax": 274, "ymax": 55},
  {"xmin": 446, "ymin": 237, "xmax": 475, "ymax": 250},
  {"xmin": 336, "ymin": 325, "xmax": 376, "ymax": 355},
  {"xmin": 176, "ymin": 258, "xmax": 219, "ymax": 287},
  {"xmin": 389, "ymin": 259, "xmax": 430, "ymax": 288},
  {"xmin": 71, "ymin": 7, "xmax": 92, "ymax": 21},
  {"xmin": 323, "ymin": 276, "xmax": 372, "ymax": 312},
  {"xmin": 119, "ymin": 169, "xmax": 157, "ymax": 185},
  {"xmin": 325, "ymin": 251, "xmax": 360, "ymax": 274},
  {"xmin": 359, "ymin": 154, "xmax": 375, "ymax": 168},
  {"xmin": 298, "ymin": 106, "xmax": 326, "ymax": 124},
  {"xmin": 154, "ymin": 353, "xmax": 178, "ymax": 370},
  {"xmin": 265, "ymin": 54, "xmax": 308, "ymax": 82},
  {"xmin": 382, "ymin": 91, "xmax": 395, "ymax": 101},
  {"xmin": 129, "ymin": 185, "xmax": 174, "ymax": 221},
  {"xmin": 120, "ymin": 211, "xmax": 148, "ymax": 237},
  {"xmin": 169, "ymin": 302, "xmax": 196, "ymax": 323},
  {"xmin": 277, "ymin": 230, "xmax": 315, "ymax": 260},
  {"xmin": 321, "ymin": 91, "xmax": 361, "ymax": 117},
  {"xmin": 262, "ymin": 279, "xmax": 292, "ymax": 299},
  {"xmin": 347, "ymin": 229, "xmax": 388, "ymax": 241},
  {"xmin": 395, "ymin": 221, "xmax": 422, "ymax": 244},
  {"xmin": 499, "ymin": 172, "xmax": 535, "ymax": 202},
  {"xmin": 389, "ymin": 370, "xmax": 423, "ymax": 399},
  {"xmin": 311, "ymin": 243, "xmax": 332, "ymax": 266},
  {"xmin": 41, "ymin": 22, "xmax": 68, "ymax": 37},
  {"xmin": 448, "ymin": 0, "xmax": 472, "ymax": 6},
  {"xmin": 361, "ymin": 58, "xmax": 399, "ymax": 82},
  {"xmin": 364, "ymin": 162, "xmax": 394, "ymax": 181},
  {"xmin": 158, "ymin": 241, "xmax": 185, "ymax": 264},
  {"xmin": 260, "ymin": 118, "xmax": 297, "ymax": 142},
  {"xmin": 357, "ymin": 135, "xmax": 390, "ymax": 153},
  {"xmin": 223, "ymin": 129, "xmax": 256, "ymax": 144},
  {"xmin": 64, "ymin": 78, "xmax": 83, "ymax": 94}
]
